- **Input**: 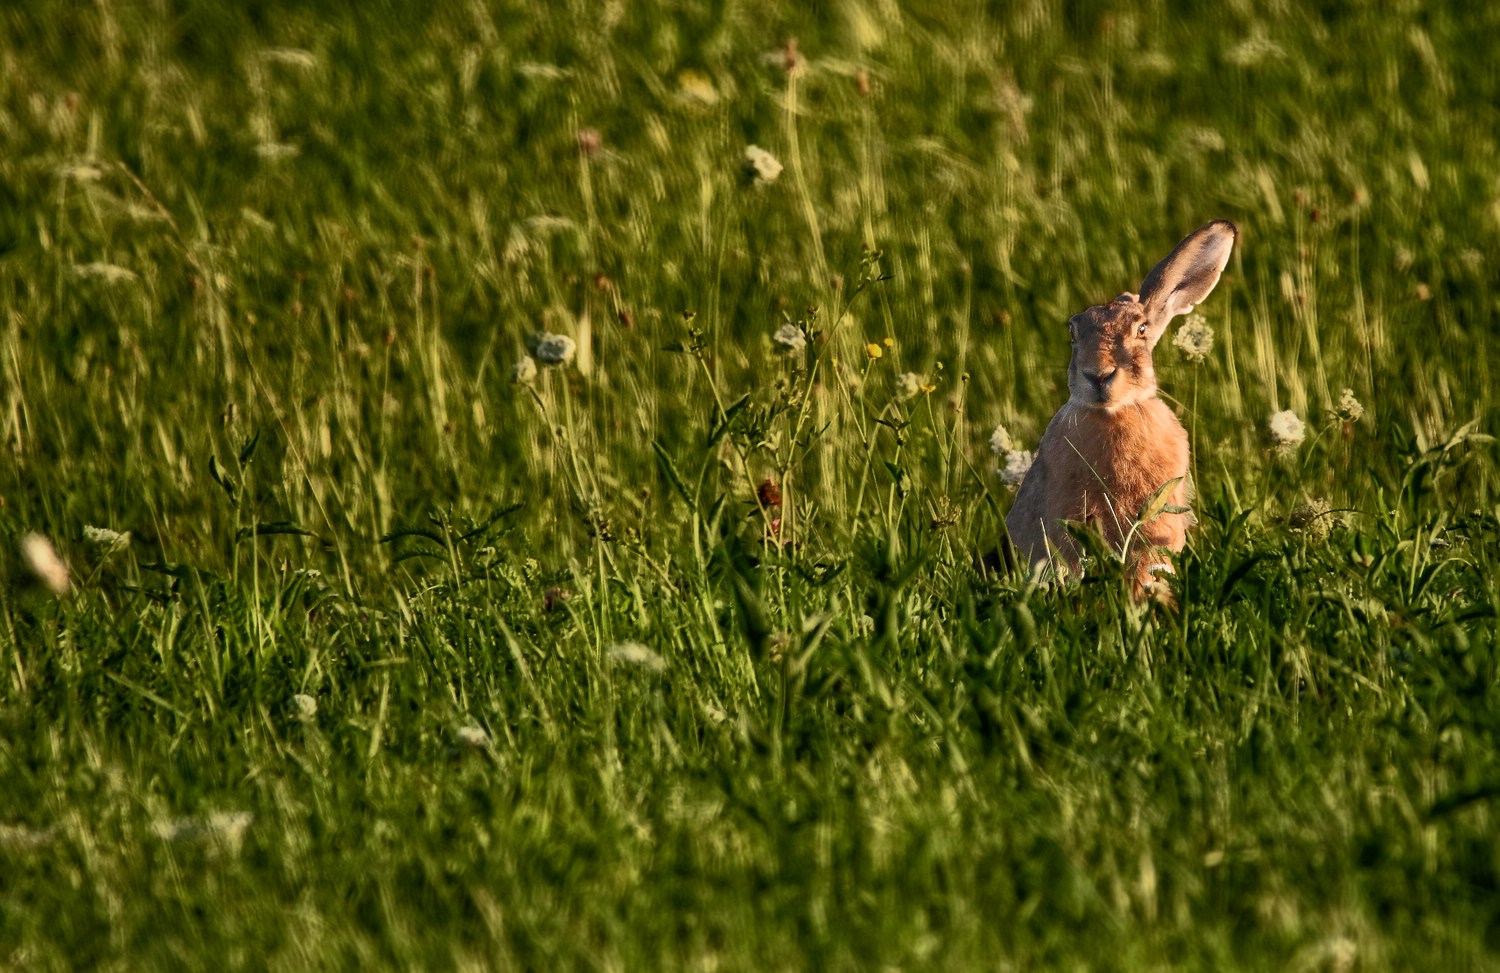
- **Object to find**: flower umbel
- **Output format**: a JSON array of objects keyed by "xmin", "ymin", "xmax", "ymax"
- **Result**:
[
  {"xmin": 456, "ymin": 726, "xmax": 491, "ymax": 749},
  {"xmin": 1269, "ymin": 410, "xmax": 1306, "ymax": 452},
  {"xmin": 1335, "ymin": 388, "xmax": 1364, "ymax": 423},
  {"xmin": 894, "ymin": 372, "xmax": 926, "ymax": 401},
  {"xmin": 512, "ymin": 355, "xmax": 538, "ymax": 384},
  {"xmin": 988, "ymin": 424, "xmax": 1014, "ymax": 456},
  {"xmin": 998, "ymin": 449, "xmax": 1034, "ymax": 487},
  {"xmin": 772, "ymin": 322, "xmax": 807, "ymax": 354},
  {"xmin": 1288, "ymin": 498, "xmax": 1336, "ymax": 544},
  {"xmin": 743, "ymin": 145, "xmax": 783, "ymax": 185},
  {"xmin": 83, "ymin": 525, "xmax": 131, "ymax": 553},
  {"xmin": 608, "ymin": 641, "xmax": 668, "ymax": 672},
  {"xmin": 291, "ymin": 694, "xmax": 318, "ymax": 722},
  {"xmin": 1172, "ymin": 314, "xmax": 1215, "ymax": 363},
  {"xmin": 532, "ymin": 333, "xmax": 577, "ymax": 367}
]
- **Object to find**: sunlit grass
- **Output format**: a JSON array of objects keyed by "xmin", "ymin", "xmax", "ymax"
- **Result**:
[{"xmin": 3, "ymin": 2, "xmax": 1500, "ymax": 970}]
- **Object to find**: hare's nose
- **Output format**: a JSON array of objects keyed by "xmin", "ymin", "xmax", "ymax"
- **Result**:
[{"xmin": 1084, "ymin": 369, "xmax": 1118, "ymax": 392}]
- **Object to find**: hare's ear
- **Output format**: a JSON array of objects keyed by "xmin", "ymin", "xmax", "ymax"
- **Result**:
[{"xmin": 1138, "ymin": 220, "xmax": 1237, "ymax": 327}]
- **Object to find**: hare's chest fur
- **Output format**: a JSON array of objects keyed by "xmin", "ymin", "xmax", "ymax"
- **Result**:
[{"xmin": 1043, "ymin": 399, "xmax": 1190, "ymax": 543}]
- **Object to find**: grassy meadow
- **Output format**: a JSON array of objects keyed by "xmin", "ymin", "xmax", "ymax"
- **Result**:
[{"xmin": 4, "ymin": 0, "xmax": 1500, "ymax": 969}]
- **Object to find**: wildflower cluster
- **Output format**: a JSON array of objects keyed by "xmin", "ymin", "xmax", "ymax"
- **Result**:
[
  {"xmin": 1268, "ymin": 410, "xmax": 1305, "ymax": 453},
  {"xmin": 1172, "ymin": 314, "xmax": 1214, "ymax": 362},
  {"xmin": 744, "ymin": 145, "xmax": 783, "ymax": 186},
  {"xmin": 1335, "ymin": 388, "xmax": 1364, "ymax": 423},
  {"xmin": 990, "ymin": 423, "xmax": 1033, "ymax": 487}
]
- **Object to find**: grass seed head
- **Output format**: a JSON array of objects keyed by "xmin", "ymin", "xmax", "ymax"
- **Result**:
[
  {"xmin": 21, "ymin": 533, "xmax": 70, "ymax": 596},
  {"xmin": 512, "ymin": 355, "xmax": 538, "ymax": 384}
]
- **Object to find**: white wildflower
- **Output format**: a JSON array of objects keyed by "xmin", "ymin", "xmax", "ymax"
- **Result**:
[
  {"xmin": 1172, "ymin": 314, "xmax": 1215, "ymax": 363},
  {"xmin": 772, "ymin": 322, "xmax": 807, "ymax": 354},
  {"xmin": 21, "ymin": 533, "xmax": 70, "ymax": 596},
  {"xmin": 82, "ymin": 525, "xmax": 131, "ymax": 553},
  {"xmin": 1269, "ymin": 410, "xmax": 1306, "ymax": 451},
  {"xmin": 988, "ymin": 424, "xmax": 1014, "ymax": 456},
  {"xmin": 291, "ymin": 693, "xmax": 318, "ymax": 722},
  {"xmin": 608, "ymin": 641, "xmax": 667, "ymax": 672},
  {"xmin": 72, "ymin": 263, "xmax": 137, "ymax": 284},
  {"xmin": 255, "ymin": 141, "xmax": 299, "ymax": 160},
  {"xmin": 1179, "ymin": 126, "xmax": 1227, "ymax": 153},
  {"xmin": 155, "ymin": 811, "xmax": 254, "ymax": 851},
  {"xmin": 456, "ymin": 725, "xmax": 491, "ymax": 749},
  {"xmin": 744, "ymin": 145, "xmax": 783, "ymax": 185},
  {"xmin": 894, "ymin": 372, "xmax": 925, "ymax": 401},
  {"xmin": 998, "ymin": 449, "xmax": 1034, "ymax": 487},
  {"xmin": 512, "ymin": 355, "xmax": 538, "ymax": 384},
  {"xmin": 0, "ymin": 822, "xmax": 56, "ymax": 849},
  {"xmin": 532, "ymin": 333, "xmax": 577, "ymax": 366},
  {"xmin": 1335, "ymin": 388, "xmax": 1364, "ymax": 423},
  {"xmin": 1288, "ymin": 498, "xmax": 1336, "ymax": 544}
]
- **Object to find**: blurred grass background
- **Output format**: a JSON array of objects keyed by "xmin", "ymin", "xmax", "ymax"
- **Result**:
[{"xmin": 3, "ymin": 1, "xmax": 1500, "ymax": 970}]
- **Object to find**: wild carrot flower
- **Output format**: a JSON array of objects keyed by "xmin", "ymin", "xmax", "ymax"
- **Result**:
[
  {"xmin": 772, "ymin": 322, "xmax": 806, "ymax": 354},
  {"xmin": 998, "ymin": 449, "xmax": 1034, "ymax": 487},
  {"xmin": 512, "ymin": 355, "xmax": 538, "ymax": 384},
  {"xmin": 532, "ymin": 333, "xmax": 576, "ymax": 366},
  {"xmin": 988, "ymin": 423, "xmax": 1014, "ymax": 456},
  {"xmin": 744, "ymin": 145, "xmax": 783, "ymax": 185},
  {"xmin": 291, "ymin": 694, "xmax": 318, "ymax": 722},
  {"xmin": 154, "ymin": 811, "xmax": 254, "ymax": 850},
  {"xmin": 894, "ymin": 372, "xmax": 925, "ymax": 401},
  {"xmin": 1288, "ymin": 498, "xmax": 1335, "ymax": 543},
  {"xmin": 83, "ymin": 525, "xmax": 130, "ymax": 553},
  {"xmin": 1335, "ymin": 388, "xmax": 1364, "ymax": 422},
  {"xmin": 1172, "ymin": 314, "xmax": 1214, "ymax": 362},
  {"xmin": 1269, "ymin": 410, "xmax": 1305, "ymax": 451},
  {"xmin": 456, "ymin": 725, "xmax": 490, "ymax": 749},
  {"xmin": 608, "ymin": 641, "xmax": 668, "ymax": 672}
]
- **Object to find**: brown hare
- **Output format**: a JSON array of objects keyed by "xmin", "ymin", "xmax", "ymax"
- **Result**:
[{"xmin": 1005, "ymin": 220, "xmax": 1237, "ymax": 593}]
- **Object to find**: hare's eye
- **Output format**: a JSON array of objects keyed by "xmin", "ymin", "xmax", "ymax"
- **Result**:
[{"xmin": 1136, "ymin": 323, "xmax": 1149, "ymax": 339}]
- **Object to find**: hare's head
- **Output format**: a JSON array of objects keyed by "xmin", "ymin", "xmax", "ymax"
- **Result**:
[{"xmin": 1066, "ymin": 220, "xmax": 1237, "ymax": 412}]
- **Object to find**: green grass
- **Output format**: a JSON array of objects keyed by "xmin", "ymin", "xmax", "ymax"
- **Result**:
[{"xmin": 4, "ymin": 1, "xmax": 1500, "ymax": 969}]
